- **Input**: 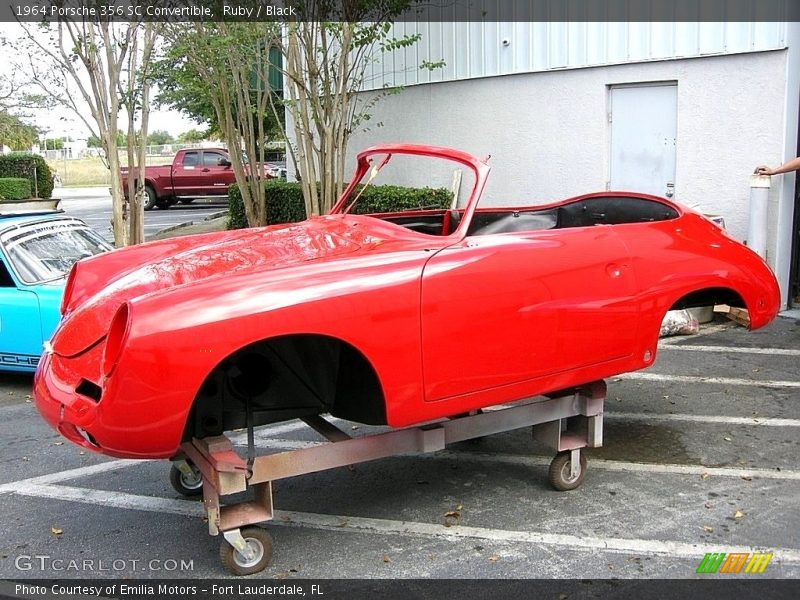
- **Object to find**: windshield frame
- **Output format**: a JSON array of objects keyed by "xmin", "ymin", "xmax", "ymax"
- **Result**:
[
  {"xmin": 329, "ymin": 144, "xmax": 491, "ymax": 242},
  {"xmin": 0, "ymin": 217, "xmax": 112, "ymax": 286}
]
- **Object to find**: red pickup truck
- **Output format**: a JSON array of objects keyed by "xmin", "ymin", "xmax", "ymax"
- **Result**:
[{"xmin": 121, "ymin": 148, "xmax": 238, "ymax": 210}]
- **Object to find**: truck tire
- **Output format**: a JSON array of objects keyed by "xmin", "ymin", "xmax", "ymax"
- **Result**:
[{"xmin": 144, "ymin": 186, "xmax": 158, "ymax": 211}]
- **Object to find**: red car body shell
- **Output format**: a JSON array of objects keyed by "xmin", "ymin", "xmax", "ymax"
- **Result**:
[{"xmin": 35, "ymin": 144, "xmax": 781, "ymax": 459}]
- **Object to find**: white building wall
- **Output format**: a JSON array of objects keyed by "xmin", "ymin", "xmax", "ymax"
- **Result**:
[
  {"xmin": 347, "ymin": 51, "xmax": 787, "ymax": 250},
  {"xmin": 364, "ymin": 21, "xmax": 786, "ymax": 91}
]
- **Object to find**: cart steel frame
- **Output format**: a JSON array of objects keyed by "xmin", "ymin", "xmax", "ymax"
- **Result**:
[{"xmin": 172, "ymin": 380, "xmax": 606, "ymax": 575}]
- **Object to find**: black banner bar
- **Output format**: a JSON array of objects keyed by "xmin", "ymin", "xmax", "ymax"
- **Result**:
[
  {"xmin": 1, "ymin": 0, "xmax": 800, "ymax": 23},
  {"xmin": 2, "ymin": 579, "xmax": 800, "ymax": 600}
]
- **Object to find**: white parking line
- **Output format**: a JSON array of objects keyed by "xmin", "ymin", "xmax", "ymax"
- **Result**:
[
  {"xmin": 230, "ymin": 420, "xmax": 308, "ymax": 444},
  {"xmin": 606, "ymin": 412, "xmax": 800, "ymax": 428},
  {"xmin": 660, "ymin": 344, "xmax": 800, "ymax": 356},
  {"xmin": 276, "ymin": 510, "xmax": 800, "ymax": 563},
  {"xmin": 242, "ymin": 439, "xmax": 800, "ymax": 481},
  {"xmin": 0, "ymin": 421, "xmax": 312, "ymax": 494},
  {"xmin": 3, "ymin": 425, "xmax": 795, "ymax": 498},
  {"xmin": 7, "ymin": 483, "xmax": 201, "ymax": 517},
  {"xmin": 620, "ymin": 372, "xmax": 800, "ymax": 388},
  {"xmin": 6, "ymin": 482, "xmax": 800, "ymax": 563},
  {"xmin": 0, "ymin": 459, "xmax": 139, "ymax": 494},
  {"xmin": 546, "ymin": 456, "xmax": 800, "ymax": 481}
]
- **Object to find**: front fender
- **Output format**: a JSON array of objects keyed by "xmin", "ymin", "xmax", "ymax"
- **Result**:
[{"xmin": 97, "ymin": 252, "xmax": 429, "ymax": 456}]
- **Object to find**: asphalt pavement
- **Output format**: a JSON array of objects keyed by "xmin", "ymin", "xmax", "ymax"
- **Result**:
[
  {"xmin": 0, "ymin": 314, "xmax": 799, "ymax": 580},
  {"xmin": 54, "ymin": 187, "xmax": 228, "ymax": 243}
]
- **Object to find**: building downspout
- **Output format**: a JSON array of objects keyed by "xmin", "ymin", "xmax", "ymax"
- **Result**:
[
  {"xmin": 749, "ymin": 175, "xmax": 771, "ymax": 259},
  {"xmin": 773, "ymin": 21, "xmax": 800, "ymax": 310}
]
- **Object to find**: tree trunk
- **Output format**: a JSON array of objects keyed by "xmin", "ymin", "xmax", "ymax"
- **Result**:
[
  {"xmin": 106, "ymin": 139, "xmax": 128, "ymax": 247},
  {"xmin": 127, "ymin": 23, "xmax": 158, "ymax": 246}
]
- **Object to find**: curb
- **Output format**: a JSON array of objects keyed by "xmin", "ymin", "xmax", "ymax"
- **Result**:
[{"xmin": 154, "ymin": 211, "xmax": 229, "ymax": 236}]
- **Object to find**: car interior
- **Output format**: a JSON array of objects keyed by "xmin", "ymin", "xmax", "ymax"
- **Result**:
[{"xmin": 377, "ymin": 196, "xmax": 680, "ymax": 237}]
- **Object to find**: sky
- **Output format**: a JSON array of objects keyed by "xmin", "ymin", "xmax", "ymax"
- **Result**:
[{"xmin": 0, "ymin": 22, "xmax": 200, "ymax": 140}]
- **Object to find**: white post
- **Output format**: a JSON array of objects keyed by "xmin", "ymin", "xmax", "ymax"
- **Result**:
[{"xmin": 748, "ymin": 175, "xmax": 771, "ymax": 259}]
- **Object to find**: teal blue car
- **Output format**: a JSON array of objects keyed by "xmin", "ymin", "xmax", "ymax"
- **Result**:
[{"xmin": 0, "ymin": 209, "xmax": 112, "ymax": 373}]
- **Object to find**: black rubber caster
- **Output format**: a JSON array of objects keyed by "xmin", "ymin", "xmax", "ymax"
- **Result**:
[
  {"xmin": 548, "ymin": 451, "xmax": 587, "ymax": 491},
  {"xmin": 169, "ymin": 461, "xmax": 203, "ymax": 497},
  {"xmin": 220, "ymin": 526, "xmax": 274, "ymax": 576}
]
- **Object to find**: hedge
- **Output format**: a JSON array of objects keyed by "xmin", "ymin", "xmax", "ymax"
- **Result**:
[
  {"xmin": 229, "ymin": 180, "xmax": 453, "ymax": 230},
  {"xmin": 0, "ymin": 153, "xmax": 53, "ymax": 199},
  {"xmin": 0, "ymin": 177, "xmax": 32, "ymax": 201}
]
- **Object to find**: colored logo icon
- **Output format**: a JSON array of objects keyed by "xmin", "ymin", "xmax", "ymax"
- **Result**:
[{"xmin": 696, "ymin": 552, "xmax": 773, "ymax": 574}]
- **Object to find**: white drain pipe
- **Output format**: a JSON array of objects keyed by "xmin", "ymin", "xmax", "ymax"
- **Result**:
[{"xmin": 748, "ymin": 175, "xmax": 771, "ymax": 259}]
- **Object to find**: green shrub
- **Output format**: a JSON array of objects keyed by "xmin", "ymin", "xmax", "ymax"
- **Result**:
[
  {"xmin": 0, "ymin": 153, "xmax": 53, "ymax": 199},
  {"xmin": 228, "ymin": 180, "xmax": 453, "ymax": 229},
  {"xmin": 228, "ymin": 180, "xmax": 306, "ymax": 230},
  {"xmin": 0, "ymin": 177, "xmax": 32, "ymax": 200}
]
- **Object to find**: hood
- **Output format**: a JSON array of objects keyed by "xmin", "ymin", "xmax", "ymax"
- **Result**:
[{"xmin": 51, "ymin": 219, "xmax": 363, "ymax": 357}]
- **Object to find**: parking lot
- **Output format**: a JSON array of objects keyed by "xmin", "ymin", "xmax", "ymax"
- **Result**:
[
  {"xmin": 0, "ymin": 315, "xmax": 799, "ymax": 579},
  {"xmin": 54, "ymin": 187, "xmax": 227, "ymax": 243}
]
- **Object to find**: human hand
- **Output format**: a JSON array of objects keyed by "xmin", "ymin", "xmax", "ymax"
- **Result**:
[{"xmin": 754, "ymin": 165, "xmax": 773, "ymax": 176}]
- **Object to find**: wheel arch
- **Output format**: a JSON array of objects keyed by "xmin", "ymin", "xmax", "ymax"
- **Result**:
[
  {"xmin": 639, "ymin": 284, "xmax": 749, "ymax": 346},
  {"xmin": 628, "ymin": 284, "xmax": 751, "ymax": 372},
  {"xmin": 182, "ymin": 332, "xmax": 388, "ymax": 441},
  {"xmin": 666, "ymin": 286, "xmax": 747, "ymax": 313},
  {"xmin": 129, "ymin": 177, "xmax": 158, "ymax": 195}
]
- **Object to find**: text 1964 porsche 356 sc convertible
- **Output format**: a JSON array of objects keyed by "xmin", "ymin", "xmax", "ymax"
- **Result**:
[{"xmin": 34, "ymin": 144, "xmax": 780, "ymax": 459}]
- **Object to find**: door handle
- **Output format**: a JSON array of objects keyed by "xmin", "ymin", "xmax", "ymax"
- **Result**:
[
  {"xmin": 606, "ymin": 263, "xmax": 627, "ymax": 278},
  {"xmin": 202, "ymin": 168, "xmax": 210, "ymax": 172}
]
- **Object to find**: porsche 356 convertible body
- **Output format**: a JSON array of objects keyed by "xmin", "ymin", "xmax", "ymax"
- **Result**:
[{"xmin": 34, "ymin": 144, "xmax": 780, "ymax": 460}]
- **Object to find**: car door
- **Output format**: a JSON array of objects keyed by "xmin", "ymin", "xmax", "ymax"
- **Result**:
[
  {"xmin": 200, "ymin": 151, "xmax": 236, "ymax": 196},
  {"xmin": 0, "ymin": 259, "xmax": 43, "ymax": 371},
  {"xmin": 420, "ymin": 226, "xmax": 638, "ymax": 402},
  {"xmin": 170, "ymin": 150, "xmax": 203, "ymax": 196}
]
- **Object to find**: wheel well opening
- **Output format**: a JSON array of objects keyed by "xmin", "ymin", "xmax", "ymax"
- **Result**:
[
  {"xmin": 668, "ymin": 287, "xmax": 746, "ymax": 311},
  {"xmin": 184, "ymin": 334, "xmax": 386, "ymax": 440}
]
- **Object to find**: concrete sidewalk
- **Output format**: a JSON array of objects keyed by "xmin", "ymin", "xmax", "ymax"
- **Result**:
[{"xmin": 150, "ymin": 212, "xmax": 229, "ymax": 240}]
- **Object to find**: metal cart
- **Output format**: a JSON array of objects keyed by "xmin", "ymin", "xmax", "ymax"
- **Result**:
[{"xmin": 170, "ymin": 380, "xmax": 606, "ymax": 575}]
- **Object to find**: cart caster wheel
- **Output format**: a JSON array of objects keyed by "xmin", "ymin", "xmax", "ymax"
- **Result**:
[
  {"xmin": 220, "ymin": 527, "xmax": 274, "ymax": 576},
  {"xmin": 169, "ymin": 461, "xmax": 203, "ymax": 496},
  {"xmin": 548, "ymin": 451, "xmax": 587, "ymax": 491}
]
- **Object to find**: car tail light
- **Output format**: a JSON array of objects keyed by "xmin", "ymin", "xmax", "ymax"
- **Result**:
[
  {"xmin": 60, "ymin": 264, "xmax": 77, "ymax": 315},
  {"xmin": 703, "ymin": 214, "xmax": 726, "ymax": 229},
  {"xmin": 103, "ymin": 303, "xmax": 131, "ymax": 376}
]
